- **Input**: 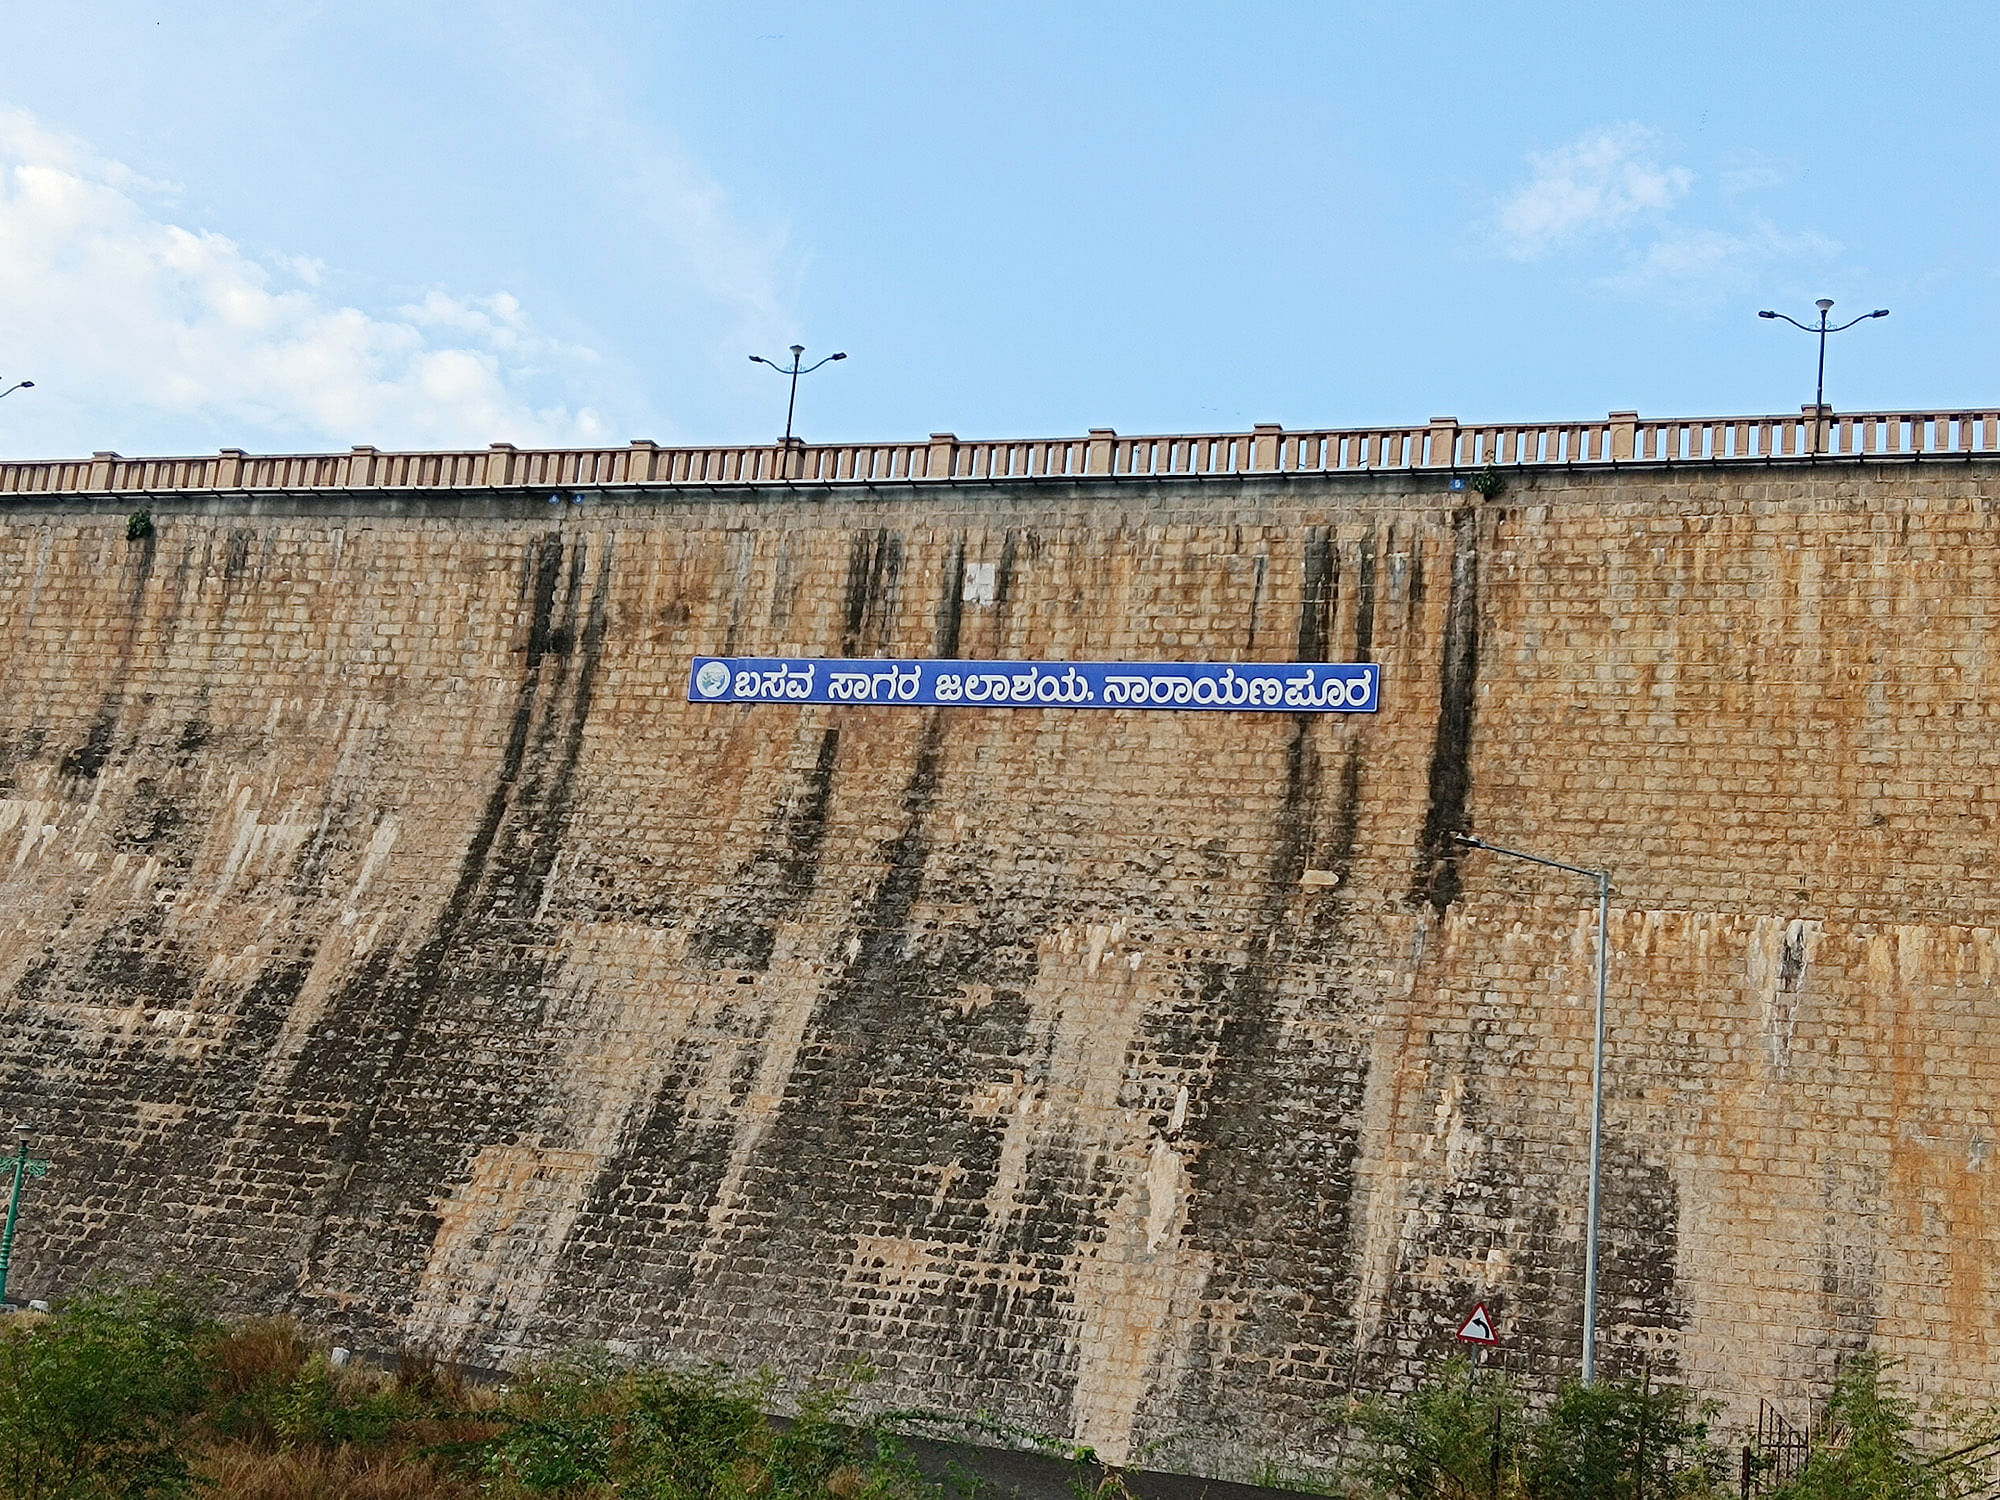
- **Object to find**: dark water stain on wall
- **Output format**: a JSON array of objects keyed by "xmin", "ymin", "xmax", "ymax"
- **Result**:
[
  {"xmin": 58, "ymin": 707, "xmax": 118, "ymax": 780},
  {"xmin": 935, "ymin": 540, "xmax": 967, "ymax": 658},
  {"xmin": 841, "ymin": 530, "xmax": 905, "ymax": 657},
  {"xmin": 51, "ymin": 948, "xmax": 319, "ymax": 1292},
  {"xmin": 0, "ymin": 826, "xmax": 324, "ymax": 1299},
  {"xmin": 53, "ymin": 524, "xmax": 164, "ymax": 784},
  {"xmin": 1136, "ymin": 717, "xmax": 1372, "ymax": 1465},
  {"xmin": 1354, "ymin": 529, "xmax": 1378, "ymax": 663},
  {"xmin": 1246, "ymin": 553, "xmax": 1268, "ymax": 649},
  {"xmin": 995, "ymin": 533, "xmax": 1020, "ymax": 608},
  {"xmin": 1410, "ymin": 507, "xmax": 1480, "ymax": 913},
  {"xmin": 117, "ymin": 778, "xmax": 183, "ymax": 851},
  {"xmin": 1591, "ymin": 1150, "xmax": 1686, "ymax": 1378},
  {"xmin": 1361, "ymin": 1098, "xmax": 1686, "ymax": 1392},
  {"xmin": 1296, "ymin": 529, "xmax": 1337, "ymax": 664},
  {"xmin": 1812, "ymin": 1158, "xmax": 1881, "ymax": 1391},
  {"xmin": 688, "ymin": 728, "xmax": 843, "ymax": 971},
  {"xmin": 720, "ymin": 530, "xmax": 756, "ymax": 657},
  {"xmin": 274, "ymin": 531, "xmax": 616, "ymax": 1341},
  {"xmin": 648, "ymin": 714, "xmax": 1080, "ymax": 1430}
]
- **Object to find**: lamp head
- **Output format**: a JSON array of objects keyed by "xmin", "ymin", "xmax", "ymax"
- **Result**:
[
  {"xmin": 1449, "ymin": 832, "xmax": 1485, "ymax": 850},
  {"xmin": 16, "ymin": 381, "xmax": 29, "ymax": 389},
  {"xmin": 790, "ymin": 344, "xmax": 805, "ymax": 357},
  {"xmin": 1871, "ymin": 309, "xmax": 1890, "ymax": 318},
  {"xmin": 830, "ymin": 352, "xmax": 847, "ymax": 361},
  {"xmin": 1816, "ymin": 298, "xmax": 1835, "ymax": 312},
  {"xmin": 1758, "ymin": 310, "xmax": 1777, "ymax": 319}
]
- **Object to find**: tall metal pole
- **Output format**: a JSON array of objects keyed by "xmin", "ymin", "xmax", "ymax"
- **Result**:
[
  {"xmin": 1453, "ymin": 833, "xmax": 1613, "ymax": 1383},
  {"xmin": 749, "ymin": 345, "xmax": 848, "ymax": 456},
  {"xmin": 1814, "ymin": 304, "xmax": 1830, "ymax": 420},
  {"xmin": 1582, "ymin": 869, "xmax": 1610, "ymax": 1384},
  {"xmin": 0, "ymin": 1131, "xmax": 50, "ymax": 1307},
  {"xmin": 0, "ymin": 1140, "xmax": 28, "ymax": 1306},
  {"xmin": 1757, "ymin": 300, "xmax": 1888, "ymax": 456},
  {"xmin": 782, "ymin": 345, "xmax": 804, "ymax": 448}
]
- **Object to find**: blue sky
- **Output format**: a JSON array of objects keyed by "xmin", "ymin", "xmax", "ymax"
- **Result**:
[{"xmin": 0, "ymin": 2, "xmax": 1992, "ymax": 458}]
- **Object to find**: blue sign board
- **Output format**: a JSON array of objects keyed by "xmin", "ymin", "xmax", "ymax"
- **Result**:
[{"xmin": 689, "ymin": 657, "xmax": 1379, "ymax": 713}]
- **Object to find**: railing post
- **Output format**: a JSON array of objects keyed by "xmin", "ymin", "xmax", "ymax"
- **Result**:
[
  {"xmin": 88, "ymin": 452, "xmax": 119, "ymax": 491},
  {"xmin": 487, "ymin": 442, "xmax": 516, "ymax": 486},
  {"xmin": 627, "ymin": 440, "xmax": 659, "ymax": 483},
  {"xmin": 1608, "ymin": 411, "xmax": 1638, "ymax": 462},
  {"xmin": 1427, "ymin": 417, "xmax": 1460, "ymax": 469},
  {"xmin": 1251, "ymin": 423, "xmax": 1283, "ymax": 471},
  {"xmin": 1803, "ymin": 403, "xmax": 1830, "ymax": 456},
  {"xmin": 1086, "ymin": 428, "xmax": 1117, "ymax": 475},
  {"xmin": 926, "ymin": 432, "xmax": 958, "ymax": 480},
  {"xmin": 216, "ymin": 448, "xmax": 246, "ymax": 488},
  {"xmin": 347, "ymin": 446, "xmax": 378, "ymax": 486}
]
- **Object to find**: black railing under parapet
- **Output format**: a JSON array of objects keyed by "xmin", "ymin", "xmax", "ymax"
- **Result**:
[{"xmin": 1740, "ymin": 1399, "xmax": 1812, "ymax": 1498}]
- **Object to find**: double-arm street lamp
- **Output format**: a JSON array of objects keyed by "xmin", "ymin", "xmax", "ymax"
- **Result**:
[
  {"xmin": 1757, "ymin": 299, "xmax": 1888, "ymax": 453},
  {"xmin": 0, "ymin": 1126, "xmax": 52, "ymax": 1307},
  {"xmin": 1451, "ymin": 832, "xmax": 1612, "ymax": 1384},
  {"xmin": 749, "ymin": 344, "xmax": 846, "ymax": 449}
]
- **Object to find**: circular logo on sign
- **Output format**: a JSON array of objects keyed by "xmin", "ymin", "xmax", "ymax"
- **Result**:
[{"xmin": 694, "ymin": 661, "xmax": 730, "ymax": 697}]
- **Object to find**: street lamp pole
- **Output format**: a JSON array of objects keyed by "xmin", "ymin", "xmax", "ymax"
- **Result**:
[
  {"xmin": 0, "ymin": 1127, "xmax": 52, "ymax": 1307},
  {"xmin": 749, "ymin": 344, "xmax": 847, "ymax": 449},
  {"xmin": 1757, "ymin": 300, "xmax": 1888, "ymax": 453},
  {"xmin": 1452, "ymin": 832, "xmax": 1612, "ymax": 1383}
]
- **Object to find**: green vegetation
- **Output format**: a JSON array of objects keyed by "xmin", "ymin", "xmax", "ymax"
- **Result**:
[
  {"xmin": 0, "ymin": 1283, "xmax": 212, "ymax": 1500},
  {"xmin": 1346, "ymin": 1355, "xmax": 1729, "ymax": 1498},
  {"xmin": 0, "ymin": 1285, "xmax": 941, "ymax": 1500},
  {"xmin": 1342, "ymin": 1356, "xmax": 1996, "ymax": 1500},
  {"xmin": 464, "ymin": 1355, "xmax": 933, "ymax": 1500},
  {"xmin": 0, "ymin": 1285, "xmax": 1991, "ymax": 1500},
  {"xmin": 1765, "ymin": 1355, "xmax": 1997, "ymax": 1500}
]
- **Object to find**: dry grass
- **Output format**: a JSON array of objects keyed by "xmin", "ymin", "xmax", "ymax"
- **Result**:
[
  {"xmin": 197, "ymin": 1442, "xmax": 484, "ymax": 1500},
  {"xmin": 4, "ymin": 1290, "xmax": 945, "ymax": 1500},
  {"xmin": 191, "ymin": 1318, "xmax": 503, "ymax": 1496}
]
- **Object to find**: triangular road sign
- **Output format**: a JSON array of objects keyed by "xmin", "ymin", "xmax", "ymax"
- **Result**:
[{"xmin": 1455, "ymin": 1301, "xmax": 1498, "ymax": 1345}]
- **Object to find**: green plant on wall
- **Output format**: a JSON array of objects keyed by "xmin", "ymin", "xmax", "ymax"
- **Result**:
[
  {"xmin": 1469, "ymin": 465, "xmax": 1506, "ymax": 499},
  {"xmin": 126, "ymin": 509, "xmax": 154, "ymax": 541}
]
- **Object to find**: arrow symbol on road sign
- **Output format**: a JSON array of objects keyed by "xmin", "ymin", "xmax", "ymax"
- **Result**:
[{"xmin": 1456, "ymin": 1301, "xmax": 1497, "ymax": 1345}]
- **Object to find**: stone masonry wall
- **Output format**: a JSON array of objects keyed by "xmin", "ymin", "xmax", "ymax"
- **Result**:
[{"xmin": 0, "ymin": 463, "xmax": 1993, "ymax": 1476}]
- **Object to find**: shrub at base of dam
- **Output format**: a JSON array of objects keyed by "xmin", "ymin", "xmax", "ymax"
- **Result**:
[{"xmin": 0, "ymin": 1285, "xmax": 1992, "ymax": 1500}]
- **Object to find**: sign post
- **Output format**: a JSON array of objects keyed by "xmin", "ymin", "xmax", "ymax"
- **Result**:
[
  {"xmin": 1456, "ymin": 1302, "xmax": 1502, "ymax": 1497},
  {"xmin": 1456, "ymin": 1301, "xmax": 1497, "ymax": 1347}
]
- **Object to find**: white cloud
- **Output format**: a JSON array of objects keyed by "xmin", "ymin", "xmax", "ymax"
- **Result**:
[
  {"xmin": 1718, "ymin": 164, "xmax": 1784, "ymax": 195},
  {"xmin": 1487, "ymin": 125, "xmax": 1839, "ymax": 305},
  {"xmin": 1597, "ymin": 221, "xmax": 1840, "ymax": 302},
  {"xmin": 0, "ymin": 107, "xmax": 609, "ymax": 453},
  {"xmin": 1495, "ymin": 125, "xmax": 1693, "ymax": 260}
]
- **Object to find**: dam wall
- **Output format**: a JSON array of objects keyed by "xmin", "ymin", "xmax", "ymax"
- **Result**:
[{"xmin": 0, "ymin": 446, "xmax": 1994, "ymax": 1473}]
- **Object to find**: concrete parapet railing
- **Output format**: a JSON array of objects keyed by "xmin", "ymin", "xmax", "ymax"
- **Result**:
[{"xmin": 5, "ymin": 407, "xmax": 2000, "ymax": 497}]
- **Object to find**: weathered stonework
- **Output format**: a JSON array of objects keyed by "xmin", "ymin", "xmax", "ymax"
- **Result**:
[{"xmin": 0, "ymin": 462, "xmax": 1993, "ymax": 1476}]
